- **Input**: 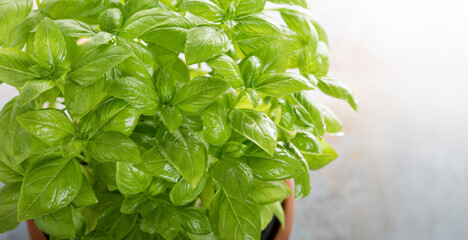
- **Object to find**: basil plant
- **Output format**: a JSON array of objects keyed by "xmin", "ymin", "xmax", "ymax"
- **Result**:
[{"xmin": 0, "ymin": 0, "xmax": 357, "ymax": 239}]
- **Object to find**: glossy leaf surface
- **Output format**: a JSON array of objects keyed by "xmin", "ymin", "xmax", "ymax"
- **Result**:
[
  {"xmin": 17, "ymin": 156, "xmax": 82, "ymax": 221},
  {"xmin": 16, "ymin": 109, "xmax": 74, "ymax": 146},
  {"xmin": 209, "ymin": 191, "xmax": 261, "ymax": 240},
  {"xmin": 157, "ymin": 128, "xmax": 207, "ymax": 187},
  {"xmin": 230, "ymin": 109, "xmax": 277, "ymax": 156},
  {"xmin": 87, "ymin": 132, "xmax": 141, "ymax": 162},
  {"xmin": 174, "ymin": 76, "xmax": 230, "ymax": 114}
]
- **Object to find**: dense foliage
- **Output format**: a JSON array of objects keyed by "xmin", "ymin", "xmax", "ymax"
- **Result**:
[{"xmin": 0, "ymin": 0, "xmax": 357, "ymax": 239}]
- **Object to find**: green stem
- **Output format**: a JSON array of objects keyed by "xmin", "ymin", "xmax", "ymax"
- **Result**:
[
  {"xmin": 228, "ymin": 88, "xmax": 246, "ymax": 114},
  {"xmin": 35, "ymin": 0, "xmax": 40, "ymax": 7}
]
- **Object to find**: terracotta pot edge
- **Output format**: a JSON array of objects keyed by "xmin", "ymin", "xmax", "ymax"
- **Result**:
[
  {"xmin": 274, "ymin": 178, "xmax": 296, "ymax": 240},
  {"xmin": 26, "ymin": 220, "xmax": 47, "ymax": 240}
]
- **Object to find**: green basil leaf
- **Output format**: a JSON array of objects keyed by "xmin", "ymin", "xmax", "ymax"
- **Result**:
[
  {"xmin": 0, "ymin": 151, "xmax": 23, "ymax": 184},
  {"xmin": 72, "ymin": 208, "xmax": 86, "ymax": 237},
  {"xmin": 278, "ymin": 99, "xmax": 295, "ymax": 130},
  {"xmin": 122, "ymin": 223, "xmax": 153, "ymax": 240},
  {"xmin": 0, "ymin": 48, "xmax": 39, "ymax": 87},
  {"xmin": 318, "ymin": 103, "xmax": 342, "ymax": 134},
  {"xmin": 116, "ymin": 162, "xmax": 152, "ymax": 195},
  {"xmin": 248, "ymin": 179, "xmax": 291, "ymax": 205},
  {"xmin": 140, "ymin": 199, "xmax": 182, "ymax": 239},
  {"xmin": 174, "ymin": 76, "xmax": 230, "ymax": 114},
  {"xmin": 147, "ymin": 177, "xmax": 169, "ymax": 196},
  {"xmin": 69, "ymin": 44, "xmax": 131, "ymax": 86},
  {"xmin": 140, "ymin": 26, "xmax": 190, "ymax": 53},
  {"xmin": 156, "ymin": 69, "xmax": 177, "ymax": 104},
  {"xmin": 286, "ymin": 143, "xmax": 311, "ymax": 199},
  {"xmin": 19, "ymin": 80, "xmax": 55, "ymax": 105},
  {"xmin": 169, "ymin": 176, "xmax": 206, "ymax": 206},
  {"xmin": 79, "ymin": 99, "xmax": 140, "ymax": 138},
  {"xmin": 200, "ymin": 170, "xmax": 214, "ymax": 209},
  {"xmin": 117, "ymin": 38, "xmax": 157, "ymax": 82},
  {"xmin": 124, "ymin": 0, "xmax": 159, "ymax": 18},
  {"xmin": 233, "ymin": 14, "xmax": 281, "ymax": 54},
  {"xmin": 259, "ymin": 203, "xmax": 274, "ymax": 230},
  {"xmin": 291, "ymin": 132, "xmax": 320, "ymax": 153},
  {"xmin": 64, "ymin": 77, "xmax": 107, "ymax": 120},
  {"xmin": 99, "ymin": 8, "xmax": 123, "ymax": 33},
  {"xmin": 301, "ymin": 139, "xmax": 338, "ymax": 170},
  {"xmin": 170, "ymin": 58, "xmax": 190, "ymax": 82},
  {"xmin": 135, "ymin": 147, "xmax": 181, "ymax": 182},
  {"xmin": 121, "ymin": 193, "xmax": 147, "ymax": 214},
  {"xmin": 241, "ymin": 56, "xmax": 263, "ymax": 87},
  {"xmin": 85, "ymin": 31, "xmax": 114, "ymax": 48},
  {"xmin": 316, "ymin": 76, "xmax": 358, "ymax": 111},
  {"xmin": 272, "ymin": 201, "xmax": 285, "ymax": 227},
  {"xmin": 0, "ymin": 183, "xmax": 21, "ymax": 233},
  {"xmin": 180, "ymin": 114, "xmax": 204, "ymax": 131},
  {"xmin": 269, "ymin": 0, "xmax": 307, "ymax": 7},
  {"xmin": 3, "ymin": 11, "xmax": 44, "ymax": 49},
  {"xmin": 292, "ymin": 92, "xmax": 325, "ymax": 135},
  {"xmin": 161, "ymin": 106, "xmax": 182, "ymax": 133},
  {"xmin": 213, "ymin": 157, "xmax": 253, "ymax": 201},
  {"xmin": 236, "ymin": 0, "xmax": 265, "ymax": 15},
  {"xmin": 105, "ymin": 76, "xmax": 159, "ymax": 115},
  {"xmin": 157, "ymin": 128, "xmax": 207, "ymax": 187},
  {"xmin": 87, "ymin": 131, "xmax": 141, "ymax": 162},
  {"xmin": 253, "ymin": 39, "xmax": 290, "ymax": 75},
  {"xmin": 254, "ymin": 72, "xmax": 313, "ymax": 97},
  {"xmin": 244, "ymin": 88, "xmax": 262, "ymax": 108},
  {"xmin": 34, "ymin": 17, "xmax": 67, "ymax": 71},
  {"xmin": 16, "ymin": 109, "xmax": 74, "ymax": 146},
  {"xmin": 95, "ymin": 162, "xmax": 117, "ymax": 187},
  {"xmin": 12, "ymin": 127, "xmax": 47, "ymax": 164},
  {"xmin": 222, "ymin": 141, "xmax": 248, "ymax": 158},
  {"xmin": 58, "ymin": 136, "xmax": 83, "ymax": 159},
  {"xmin": 206, "ymin": 54, "xmax": 243, "ymax": 87},
  {"xmin": 185, "ymin": 26, "xmax": 231, "ymax": 65},
  {"xmin": 55, "ymin": 19, "xmax": 98, "ymax": 37},
  {"xmin": 96, "ymin": 205, "xmax": 138, "ymax": 240},
  {"xmin": 279, "ymin": 7, "xmax": 319, "ymax": 45},
  {"xmin": 244, "ymin": 145, "xmax": 304, "ymax": 180},
  {"xmin": 0, "ymin": 0, "xmax": 33, "ymax": 45},
  {"xmin": 39, "ymin": 0, "xmax": 106, "ymax": 21},
  {"xmin": 120, "ymin": 8, "xmax": 191, "ymax": 40},
  {"xmin": 177, "ymin": 0, "xmax": 223, "ymax": 22},
  {"xmin": 148, "ymin": 43, "xmax": 179, "ymax": 69},
  {"xmin": 179, "ymin": 207, "xmax": 211, "ymax": 235},
  {"xmin": 72, "ymin": 174, "xmax": 98, "ymax": 207},
  {"xmin": 0, "ymin": 97, "xmax": 35, "ymax": 155},
  {"xmin": 202, "ymin": 102, "xmax": 231, "ymax": 146},
  {"xmin": 259, "ymin": 202, "xmax": 285, "ymax": 230},
  {"xmin": 0, "ymin": 181, "xmax": 21, "ymax": 204},
  {"xmin": 209, "ymin": 190, "xmax": 261, "ymax": 240},
  {"xmin": 230, "ymin": 108, "xmax": 277, "ymax": 156},
  {"xmin": 130, "ymin": 133, "xmax": 155, "ymax": 151},
  {"xmin": 310, "ymin": 41, "xmax": 330, "ymax": 75},
  {"xmin": 17, "ymin": 156, "xmax": 82, "ymax": 221},
  {"xmin": 34, "ymin": 205, "xmax": 75, "ymax": 238},
  {"xmin": 85, "ymin": 230, "xmax": 115, "ymax": 240}
]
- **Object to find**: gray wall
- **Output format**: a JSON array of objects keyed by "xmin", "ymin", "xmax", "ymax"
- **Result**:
[{"xmin": 291, "ymin": 0, "xmax": 468, "ymax": 239}]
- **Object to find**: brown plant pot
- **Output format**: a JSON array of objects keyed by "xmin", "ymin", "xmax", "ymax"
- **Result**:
[
  {"xmin": 26, "ymin": 220, "xmax": 47, "ymax": 240},
  {"xmin": 274, "ymin": 178, "xmax": 295, "ymax": 240},
  {"xmin": 27, "ymin": 179, "xmax": 296, "ymax": 240}
]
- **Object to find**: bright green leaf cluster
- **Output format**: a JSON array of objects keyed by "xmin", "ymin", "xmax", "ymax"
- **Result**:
[{"xmin": 0, "ymin": 0, "xmax": 357, "ymax": 239}]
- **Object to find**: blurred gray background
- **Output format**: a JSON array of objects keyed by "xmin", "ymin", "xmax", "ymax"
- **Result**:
[
  {"xmin": 2, "ymin": 0, "xmax": 468, "ymax": 239},
  {"xmin": 291, "ymin": 0, "xmax": 468, "ymax": 239}
]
